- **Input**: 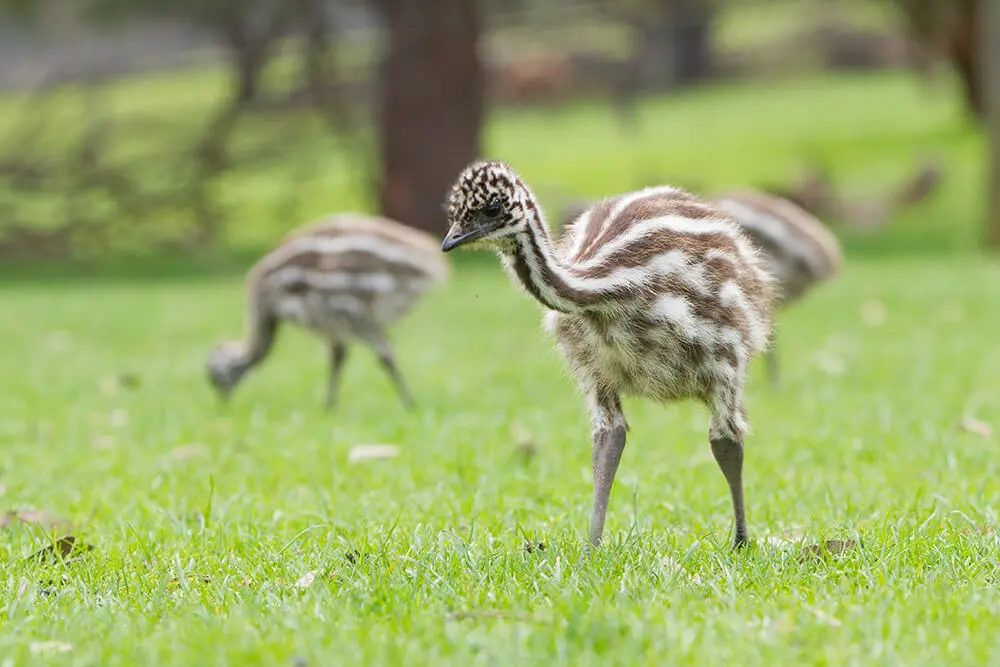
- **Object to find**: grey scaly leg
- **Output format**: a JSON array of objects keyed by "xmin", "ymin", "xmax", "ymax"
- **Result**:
[
  {"xmin": 710, "ymin": 436, "xmax": 748, "ymax": 549},
  {"xmin": 325, "ymin": 341, "xmax": 347, "ymax": 410},
  {"xmin": 365, "ymin": 332, "xmax": 415, "ymax": 410},
  {"xmin": 710, "ymin": 386, "xmax": 749, "ymax": 549},
  {"xmin": 589, "ymin": 390, "xmax": 628, "ymax": 549}
]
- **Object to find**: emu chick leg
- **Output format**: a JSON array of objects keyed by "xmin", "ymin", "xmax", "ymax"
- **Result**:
[
  {"xmin": 368, "ymin": 336, "xmax": 415, "ymax": 410},
  {"xmin": 710, "ymin": 436, "xmax": 748, "ymax": 549},
  {"xmin": 589, "ymin": 392, "xmax": 628, "ymax": 548},
  {"xmin": 326, "ymin": 342, "xmax": 347, "ymax": 410}
]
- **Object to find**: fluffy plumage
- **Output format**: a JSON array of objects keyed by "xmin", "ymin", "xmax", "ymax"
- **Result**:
[
  {"xmin": 207, "ymin": 213, "xmax": 449, "ymax": 408},
  {"xmin": 443, "ymin": 161, "xmax": 775, "ymax": 548}
]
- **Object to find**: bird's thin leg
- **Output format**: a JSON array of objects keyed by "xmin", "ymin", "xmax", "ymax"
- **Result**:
[
  {"xmin": 326, "ymin": 341, "xmax": 347, "ymax": 410},
  {"xmin": 589, "ymin": 390, "xmax": 628, "ymax": 549},
  {"xmin": 765, "ymin": 334, "xmax": 780, "ymax": 387},
  {"xmin": 368, "ymin": 335, "xmax": 415, "ymax": 410},
  {"xmin": 709, "ymin": 388, "xmax": 749, "ymax": 549},
  {"xmin": 710, "ymin": 436, "xmax": 748, "ymax": 549}
]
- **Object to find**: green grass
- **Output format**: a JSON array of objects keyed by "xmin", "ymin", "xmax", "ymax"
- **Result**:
[{"xmin": 1, "ymin": 253, "xmax": 999, "ymax": 664}]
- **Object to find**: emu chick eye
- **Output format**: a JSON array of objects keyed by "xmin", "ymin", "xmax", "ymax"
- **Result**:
[{"xmin": 482, "ymin": 201, "xmax": 502, "ymax": 218}]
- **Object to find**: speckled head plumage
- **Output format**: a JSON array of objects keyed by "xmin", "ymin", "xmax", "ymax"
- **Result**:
[{"xmin": 441, "ymin": 160, "xmax": 538, "ymax": 252}]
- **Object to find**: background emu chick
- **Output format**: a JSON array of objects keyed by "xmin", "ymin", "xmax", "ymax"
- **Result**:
[
  {"xmin": 710, "ymin": 190, "xmax": 842, "ymax": 385},
  {"xmin": 207, "ymin": 213, "xmax": 449, "ymax": 409},
  {"xmin": 443, "ymin": 161, "xmax": 775, "ymax": 548}
]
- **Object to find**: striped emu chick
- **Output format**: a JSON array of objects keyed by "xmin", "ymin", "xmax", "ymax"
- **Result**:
[
  {"xmin": 206, "ymin": 213, "xmax": 449, "ymax": 409},
  {"xmin": 711, "ymin": 190, "xmax": 842, "ymax": 385},
  {"xmin": 442, "ymin": 161, "xmax": 775, "ymax": 548}
]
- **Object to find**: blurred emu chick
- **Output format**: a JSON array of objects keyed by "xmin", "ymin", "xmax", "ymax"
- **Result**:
[
  {"xmin": 711, "ymin": 190, "xmax": 842, "ymax": 385},
  {"xmin": 206, "ymin": 213, "xmax": 449, "ymax": 409}
]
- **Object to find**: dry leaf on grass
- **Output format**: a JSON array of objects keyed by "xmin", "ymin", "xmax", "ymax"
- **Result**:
[
  {"xmin": 812, "ymin": 350, "xmax": 845, "ymax": 377},
  {"xmin": 29, "ymin": 641, "xmax": 72, "ymax": 656},
  {"xmin": 108, "ymin": 409, "xmax": 129, "ymax": 428},
  {"xmin": 0, "ymin": 509, "xmax": 74, "ymax": 533},
  {"xmin": 294, "ymin": 570, "xmax": 319, "ymax": 589},
  {"xmin": 15, "ymin": 577, "xmax": 30, "ymax": 601},
  {"xmin": 348, "ymin": 444, "xmax": 399, "ymax": 463},
  {"xmin": 804, "ymin": 606, "xmax": 843, "ymax": 628},
  {"xmin": 168, "ymin": 444, "xmax": 208, "ymax": 461},
  {"xmin": 25, "ymin": 536, "xmax": 95, "ymax": 563},
  {"xmin": 797, "ymin": 539, "xmax": 857, "ymax": 563},
  {"xmin": 860, "ymin": 300, "xmax": 887, "ymax": 327},
  {"xmin": 959, "ymin": 416, "xmax": 994, "ymax": 438}
]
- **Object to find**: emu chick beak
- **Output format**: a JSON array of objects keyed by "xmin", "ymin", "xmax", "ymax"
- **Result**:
[{"xmin": 442, "ymin": 225, "xmax": 479, "ymax": 252}]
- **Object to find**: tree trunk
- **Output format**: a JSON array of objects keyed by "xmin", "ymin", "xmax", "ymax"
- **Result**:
[
  {"xmin": 216, "ymin": 2, "xmax": 295, "ymax": 106},
  {"xmin": 950, "ymin": 0, "xmax": 982, "ymax": 118},
  {"xmin": 627, "ymin": 0, "xmax": 717, "ymax": 93},
  {"xmin": 374, "ymin": 0, "xmax": 485, "ymax": 235},
  {"xmin": 671, "ymin": 3, "xmax": 716, "ymax": 85},
  {"xmin": 984, "ymin": 0, "xmax": 1000, "ymax": 249}
]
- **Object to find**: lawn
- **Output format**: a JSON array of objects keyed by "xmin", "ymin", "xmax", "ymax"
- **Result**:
[
  {"xmin": 1, "ymin": 253, "xmax": 999, "ymax": 664},
  {"xmin": 1, "ymin": 60, "xmax": 1000, "ymax": 663}
]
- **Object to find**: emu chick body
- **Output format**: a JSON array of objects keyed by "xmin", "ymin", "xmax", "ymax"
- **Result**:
[
  {"xmin": 444, "ymin": 161, "xmax": 775, "ymax": 548},
  {"xmin": 206, "ymin": 213, "xmax": 449, "ymax": 408}
]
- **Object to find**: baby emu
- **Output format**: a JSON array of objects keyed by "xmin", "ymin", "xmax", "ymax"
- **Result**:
[
  {"xmin": 443, "ymin": 161, "xmax": 775, "ymax": 549},
  {"xmin": 711, "ymin": 190, "xmax": 842, "ymax": 385},
  {"xmin": 207, "ymin": 213, "xmax": 449, "ymax": 409}
]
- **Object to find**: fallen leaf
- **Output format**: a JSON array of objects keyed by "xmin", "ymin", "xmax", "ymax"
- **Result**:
[
  {"xmin": 0, "ymin": 509, "xmax": 74, "ymax": 533},
  {"xmin": 960, "ymin": 416, "xmax": 994, "ymax": 438},
  {"xmin": 804, "ymin": 605, "xmax": 842, "ymax": 628},
  {"xmin": 108, "ymin": 409, "xmax": 129, "ymax": 428},
  {"xmin": 169, "ymin": 444, "xmax": 208, "ymax": 461},
  {"xmin": 29, "ymin": 641, "xmax": 72, "ymax": 656},
  {"xmin": 813, "ymin": 350, "xmax": 845, "ymax": 377},
  {"xmin": 15, "ymin": 577, "xmax": 29, "ymax": 601},
  {"xmin": 797, "ymin": 539, "xmax": 857, "ymax": 563},
  {"xmin": 348, "ymin": 444, "xmax": 399, "ymax": 463},
  {"xmin": 93, "ymin": 435, "xmax": 117, "ymax": 450},
  {"xmin": 26, "ymin": 536, "xmax": 95, "ymax": 563},
  {"xmin": 294, "ymin": 570, "xmax": 319, "ymax": 589},
  {"xmin": 860, "ymin": 300, "xmax": 886, "ymax": 327}
]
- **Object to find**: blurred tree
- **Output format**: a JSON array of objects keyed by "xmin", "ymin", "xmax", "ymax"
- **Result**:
[
  {"xmin": 894, "ymin": 0, "xmax": 981, "ymax": 118},
  {"xmin": 985, "ymin": 0, "xmax": 1000, "ymax": 249},
  {"xmin": 373, "ymin": 0, "xmax": 484, "ymax": 235},
  {"xmin": 622, "ymin": 0, "xmax": 718, "ymax": 93},
  {"xmin": 84, "ymin": 0, "xmax": 296, "ymax": 104}
]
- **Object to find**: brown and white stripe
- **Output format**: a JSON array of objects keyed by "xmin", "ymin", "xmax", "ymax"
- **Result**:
[
  {"xmin": 711, "ymin": 189, "xmax": 842, "ymax": 306},
  {"xmin": 206, "ymin": 213, "xmax": 448, "ymax": 408},
  {"xmin": 443, "ymin": 161, "xmax": 776, "ymax": 550}
]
